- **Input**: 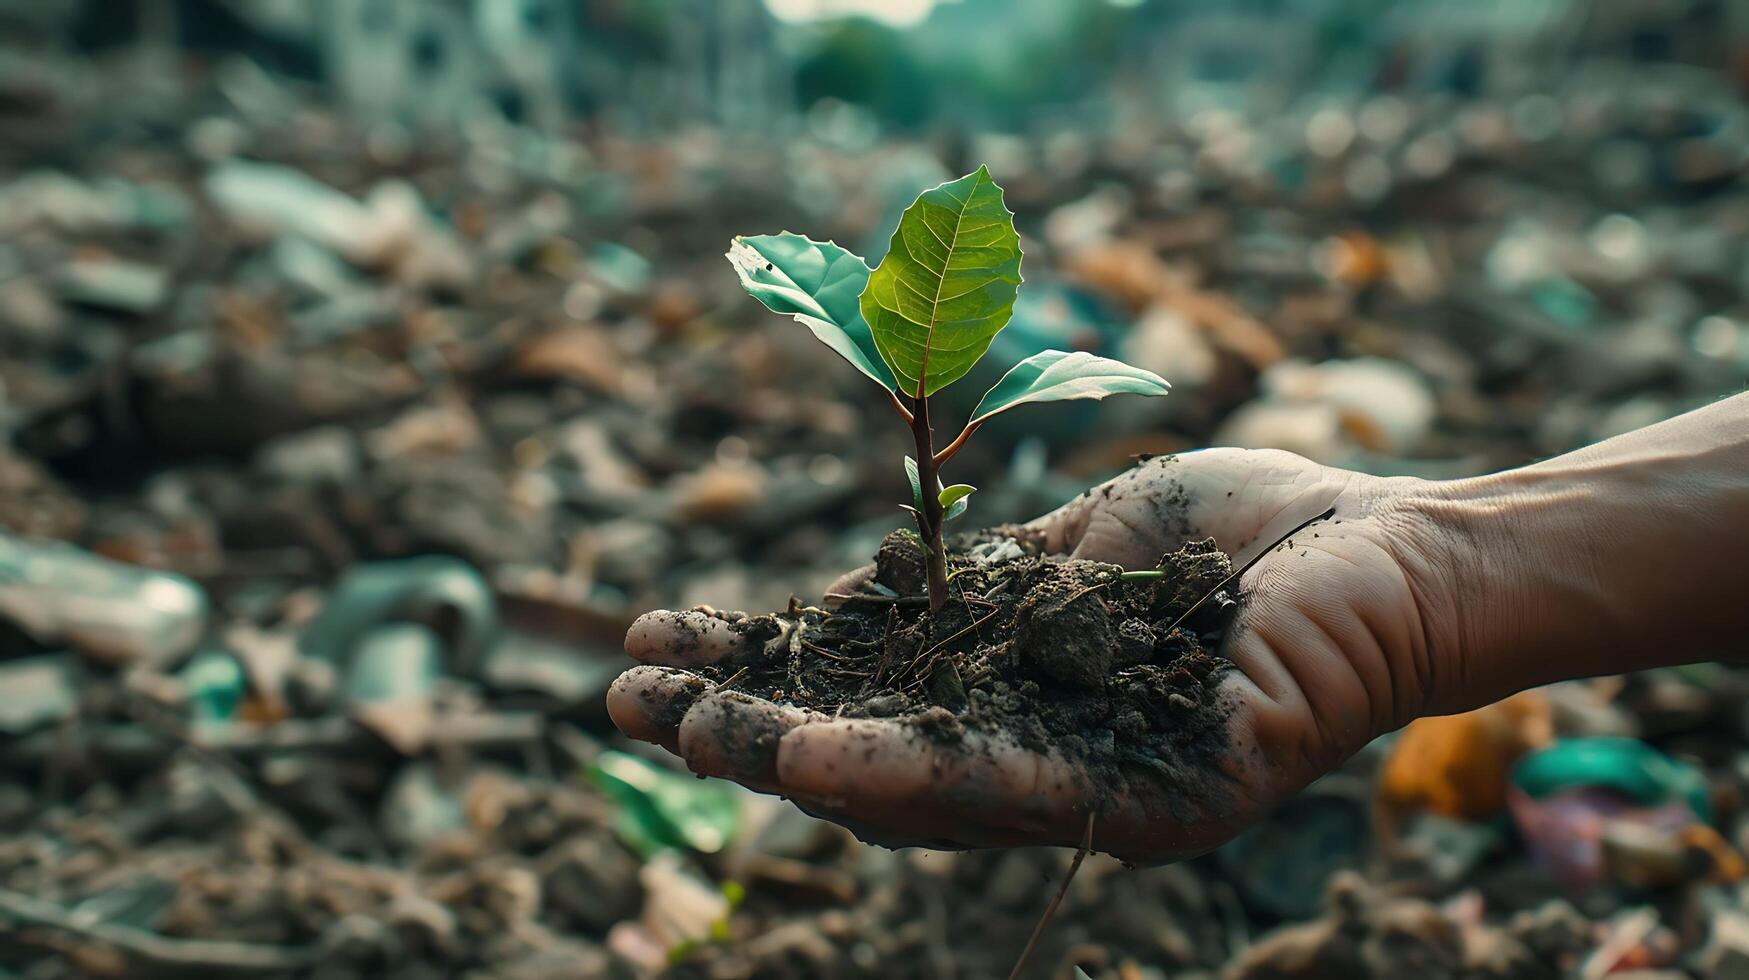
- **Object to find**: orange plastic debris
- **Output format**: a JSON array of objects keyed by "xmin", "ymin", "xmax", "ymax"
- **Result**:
[
  {"xmin": 1682, "ymin": 824, "xmax": 1749, "ymax": 883},
  {"xmin": 1377, "ymin": 690, "xmax": 1554, "ymax": 823},
  {"xmin": 1324, "ymin": 231, "xmax": 1389, "ymax": 287}
]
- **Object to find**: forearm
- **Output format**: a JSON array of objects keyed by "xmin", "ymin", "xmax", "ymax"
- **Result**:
[{"xmin": 1412, "ymin": 391, "xmax": 1749, "ymax": 710}]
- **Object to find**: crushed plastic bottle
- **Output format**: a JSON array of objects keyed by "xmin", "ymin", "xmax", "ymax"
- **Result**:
[{"xmin": 0, "ymin": 533, "xmax": 206, "ymax": 665}]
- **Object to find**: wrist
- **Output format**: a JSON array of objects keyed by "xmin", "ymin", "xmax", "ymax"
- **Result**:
[
  {"xmin": 1392, "ymin": 454, "xmax": 1742, "ymax": 714},
  {"xmin": 1354, "ymin": 394, "xmax": 1749, "ymax": 720},
  {"xmin": 1389, "ymin": 471, "xmax": 1605, "ymax": 713}
]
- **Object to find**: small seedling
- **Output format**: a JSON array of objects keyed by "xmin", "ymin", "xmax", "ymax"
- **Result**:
[{"xmin": 728, "ymin": 167, "xmax": 1169, "ymax": 612}]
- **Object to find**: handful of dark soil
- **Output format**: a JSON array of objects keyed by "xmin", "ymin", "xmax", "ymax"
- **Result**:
[{"xmin": 697, "ymin": 530, "xmax": 1243, "ymax": 780}]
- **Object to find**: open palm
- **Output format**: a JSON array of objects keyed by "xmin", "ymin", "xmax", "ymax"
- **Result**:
[{"xmin": 608, "ymin": 448, "xmax": 1459, "ymax": 863}]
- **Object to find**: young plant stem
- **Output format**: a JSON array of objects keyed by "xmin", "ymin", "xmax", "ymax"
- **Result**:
[
  {"xmin": 908, "ymin": 394, "xmax": 950, "ymax": 613},
  {"xmin": 885, "ymin": 389, "xmax": 915, "ymax": 424},
  {"xmin": 933, "ymin": 420, "xmax": 980, "ymax": 466}
]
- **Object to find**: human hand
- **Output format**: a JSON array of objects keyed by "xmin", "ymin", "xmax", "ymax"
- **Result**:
[{"xmin": 608, "ymin": 448, "xmax": 1468, "ymax": 863}]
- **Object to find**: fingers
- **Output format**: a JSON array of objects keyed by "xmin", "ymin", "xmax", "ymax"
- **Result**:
[
  {"xmin": 607, "ymin": 665, "xmax": 708, "ymax": 752},
  {"xmin": 609, "ymin": 681, "xmax": 1047, "ymax": 845},
  {"xmin": 776, "ymin": 714, "xmax": 1085, "ymax": 836},
  {"xmin": 1017, "ymin": 489, "xmax": 1100, "ymax": 556},
  {"xmin": 614, "ymin": 683, "xmax": 1028, "ymax": 845},
  {"xmin": 790, "ymin": 798, "xmax": 1047, "ymax": 852},
  {"xmin": 624, "ymin": 609, "xmax": 748, "ymax": 667},
  {"xmin": 676, "ymin": 691, "xmax": 825, "ymax": 789},
  {"xmin": 774, "ymin": 716, "xmax": 1240, "ymax": 861},
  {"xmin": 611, "ymin": 673, "xmax": 826, "ymax": 793},
  {"xmin": 613, "ymin": 610, "xmax": 746, "ymax": 754},
  {"xmin": 775, "ymin": 716, "xmax": 938, "ymax": 802},
  {"xmin": 611, "ymin": 672, "xmax": 1253, "ymax": 861}
]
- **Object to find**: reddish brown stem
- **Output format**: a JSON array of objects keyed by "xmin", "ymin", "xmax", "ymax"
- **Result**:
[
  {"xmin": 885, "ymin": 389, "xmax": 915, "ymax": 424},
  {"xmin": 932, "ymin": 420, "xmax": 981, "ymax": 467},
  {"xmin": 909, "ymin": 394, "xmax": 949, "ymax": 613}
]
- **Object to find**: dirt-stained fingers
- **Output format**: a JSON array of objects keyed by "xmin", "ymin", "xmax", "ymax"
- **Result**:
[
  {"xmin": 771, "ymin": 707, "xmax": 1267, "ymax": 861},
  {"xmin": 610, "ymin": 672, "xmax": 1246, "ymax": 861},
  {"xmin": 606, "ymin": 665, "xmax": 709, "ymax": 752},
  {"xmin": 612, "ymin": 609, "xmax": 748, "ymax": 751},
  {"xmin": 623, "ymin": 609, "xmax": 750, "ymax": 667},
  {"xmin": 774, "ymin": 715, "xmax": 1086, "ymax": 833},
  {"xmin": 675, "ymin": 691, "xmax": 827, "ymax": 789}
]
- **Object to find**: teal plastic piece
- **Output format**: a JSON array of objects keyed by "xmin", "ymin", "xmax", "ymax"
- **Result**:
[
  {"xmin": 344, "ymin": 623, "xmax": 444, "ymax": 704},
  {"xmin": 1511, "ymin": 737, "xmax": 1710, "ymax": 821},
  {"xmin": 180, "ymin": 650, "xmax": 246, "ymax": 722},
  {"xmin": 299, "ymin": 556, "xmax": 498, "ymax": 676}
]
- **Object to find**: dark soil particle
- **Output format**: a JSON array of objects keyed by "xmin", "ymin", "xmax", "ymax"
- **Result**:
[
  {"xmin": 1015, "ymin": 562, "xmax": 1121, "ymax": 688},
  {"xmin": 874, "ymin": 528, "xmax": 929, "ymax": 597},
  {"xmin": 700, "ymin": 528, "xmax": 1244, "ymax": 815}
]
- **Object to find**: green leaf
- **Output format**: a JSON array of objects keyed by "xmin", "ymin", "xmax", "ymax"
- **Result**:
[
  {"xmin": 943, "ymin": 495, "xmax": 970, "ymax": 523},
  {"xmin": 727, "ymin": 233, "xmax": 897, "ymax": 393},
  {"xmin": 588, "ymin": 750, "xmax": 741, "ymax": 857},
  {"xmin": 906, "ymin": 459, "xmax": 968, "ymax": 522},
  {"xmin": 969, "ymin": 350, "xmax": 1169, "ymax": 426},
  {"xmin": 861, "ymin": 166, "xmax": 1023, "ymax": 398},
  {"xmin": 667, "ymin": 940, "xmax": 705, "ymax": 966},
  {"xmin": 938, "ymin": 484, "xmax": 976, "ymax": 509},
  {"xmin": 904, "ymin": 456, "xmax": 924, "ymax": 512}
]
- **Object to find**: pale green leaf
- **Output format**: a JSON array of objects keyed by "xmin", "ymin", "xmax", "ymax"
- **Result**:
[
  {"xmin": 727, "ymin": 233, "xmax": 897, "ymax": 392},
  {"xmin": 940, "ymin": 484, "xmax": 975, "ymax": 523},
  {"xmin": 943, "ymin": 493, "xmax": 970, "ymax": 524},
  {"xmin": 969, "ymin": 350, "xmax": 1169, "ymax": 425},
  {"xmin": 906, "ymin": 461, "xmax": 970, "ymax": 522},
  {"xmin": 860, "ymin": 166, "xmax": 1023, "ymax": 398},
  {"xmin": 904, "ymin": 456, "xmax": 923, "ymax": 512},
  {"xmin": 938, "ymin": 484, "xmax": 976, "ymax": 509}
]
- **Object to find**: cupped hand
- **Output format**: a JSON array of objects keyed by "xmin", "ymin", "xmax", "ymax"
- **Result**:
[{"xmin": 608, "ymin": 448, "xmax": 1469, "ymax": 863}]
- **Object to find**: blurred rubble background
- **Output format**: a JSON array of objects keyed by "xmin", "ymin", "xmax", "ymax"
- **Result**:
[{"xmin": 2, "ymin": 0, "xmax": 1749, "ymax": 977}]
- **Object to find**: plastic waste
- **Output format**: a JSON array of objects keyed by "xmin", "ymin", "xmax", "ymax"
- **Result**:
[
  {"xmin": 180, "ymin": 650, "xmax": 247, "ymax": 723},
  {"xmin": 1509, "ymin": 737, "xmax": 1732, "ymax": 891},
  {"xmin": 1512, "ymin": 737, "xmax": 1709, "ymax": 821},
  {"xmin": 0, "ymin": 655, "xmax": 77, "ymax": 735},
  {"xmin": 345, "ymin": 623, "xmax": 446, "ymax": 754},
  {"xmin": 1377, "ymin": 690, "xmax": 1553, "ymax": 823},
  {"xmin": 0, "ymin": 533, "xmax": 206, "ymax": 665},
  {"xmin": 299, "ymin": 555, "xmax": 498, "ymax": 677}
]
